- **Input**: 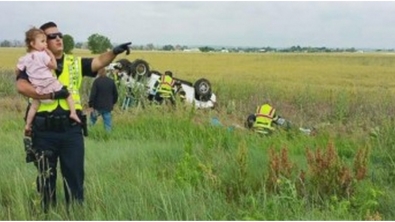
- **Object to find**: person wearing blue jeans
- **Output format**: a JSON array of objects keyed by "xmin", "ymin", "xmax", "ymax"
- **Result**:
[
  {"xmin": 90, "ymin": 109, "xmax": 112, "ymax": 132},
  {"xmin": 88, "ymin": 68, "xmax": 118, "ymax": 132}
]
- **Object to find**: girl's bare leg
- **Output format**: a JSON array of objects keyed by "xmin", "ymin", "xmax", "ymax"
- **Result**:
[
  {"xmin": 25, "ymin": 100, "xmax": 40, "ymax": 134},
  {"xmin": 66, "ymin": 95, "xmax": 81, "ymax": 123}
]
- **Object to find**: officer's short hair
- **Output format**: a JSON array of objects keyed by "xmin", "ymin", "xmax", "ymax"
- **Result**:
[
  {"xmin": 40, "ymin": 22, "xmax": 57, "ymax": 31},
  {"xmin": 245, "ymin": 114, "xmax": 256, "ymax": 129},
  {"xmin": 164, "ymin": 71, "xmax": 173, "ymax": 77}
]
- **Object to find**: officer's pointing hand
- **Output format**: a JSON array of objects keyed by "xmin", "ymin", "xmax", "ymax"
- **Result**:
[{"xmin": 113, "ymin": 42, "xmax": 132, "ymax": 55}]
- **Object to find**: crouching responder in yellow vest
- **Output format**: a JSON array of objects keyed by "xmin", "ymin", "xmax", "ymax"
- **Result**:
[
  {"xmin": 245, "ymin": 103, "xmax": 290, "ymax": 135},
  {"xmin": 154, "ymin": 71, "xmax": 176, "ymax": 105},
  {"xmin": 253, "ymin": 104, "xmax": 279, "ymax": 134}
]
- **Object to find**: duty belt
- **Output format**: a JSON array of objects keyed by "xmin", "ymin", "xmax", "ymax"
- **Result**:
[{"xmin": 33, "ymin": 114, "xmax": 79, "ymax": 132}]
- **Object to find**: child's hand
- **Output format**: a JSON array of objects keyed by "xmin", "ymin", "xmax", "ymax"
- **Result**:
[{"xmin": 44, "ymin": 48, "xmax": 54, "ymax": 56}]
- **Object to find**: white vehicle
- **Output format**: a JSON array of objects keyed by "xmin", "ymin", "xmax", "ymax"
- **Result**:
[{"xmin": 105, "ymin": 59, "xmax": 217, "ymax": 109}]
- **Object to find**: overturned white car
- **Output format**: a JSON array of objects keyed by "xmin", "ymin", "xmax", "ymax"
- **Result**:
[{"xmin": 105, "ymin": 59, "xmax": 217, "ymax": 109}]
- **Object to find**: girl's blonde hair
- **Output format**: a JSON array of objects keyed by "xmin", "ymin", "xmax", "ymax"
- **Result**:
[{"xmin": 24, "ymin": 27, "xmax": 45, "ymax": 52}]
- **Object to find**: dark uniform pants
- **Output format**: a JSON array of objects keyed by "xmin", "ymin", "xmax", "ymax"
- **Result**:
[
  {"xmin": 154, "ymin": 92, "xmax": 176, "ymax": 106},
  {"xmin": 32, "ymin": 115, "xmax": 84, "ymax": 210}
]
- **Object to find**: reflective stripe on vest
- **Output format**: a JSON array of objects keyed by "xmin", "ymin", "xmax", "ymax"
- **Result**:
[
  {"xmin": 37, "ymin": 54, "xmax": 83, "ymax": 112},
  {"xmin": 253, "ymin": 104, "xmax": 276, "ymax": 130}
]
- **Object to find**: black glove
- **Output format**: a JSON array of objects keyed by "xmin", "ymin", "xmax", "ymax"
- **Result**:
[
  {"xmin": 113, "ymin": 42, "xmax": 132, "ymax": 55},
  {"xmin": 52, "ymin": 87, "xmax": 70, "ymax": 100}
]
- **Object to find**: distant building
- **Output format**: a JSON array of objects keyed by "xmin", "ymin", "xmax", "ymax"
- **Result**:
[{"xmin": 183, "ymin": 48, "xmax": 200, "ymax": 52}]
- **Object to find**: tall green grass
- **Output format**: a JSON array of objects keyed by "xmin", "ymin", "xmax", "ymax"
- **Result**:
[{"xmin": 0, "ymin": 107, "xmax": 383, "ymax": 220}]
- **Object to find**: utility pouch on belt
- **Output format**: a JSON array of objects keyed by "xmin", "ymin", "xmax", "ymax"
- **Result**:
[
  {"xmin": 81, "ymin": 114, "xmax": 88, "ymax": 137},
  {"xmin": 32, "ymin": 116, "xmax": 47, "ymax": 131}
]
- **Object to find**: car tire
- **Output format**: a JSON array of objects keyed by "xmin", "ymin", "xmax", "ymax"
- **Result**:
[
  {"xmin": 131, "ymin": 59, "xmax": 150, "ymax": 81},
  {"xmin": 116, "ymin": 59, "xmax": 132, "ymax": 75},
  {"xmin": 194, "ymin": 78, "xmax": 212, "ymax": 101}
]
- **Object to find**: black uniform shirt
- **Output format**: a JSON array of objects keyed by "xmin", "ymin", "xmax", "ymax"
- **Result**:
[{"xmin": 17, "ymin": 55, "xmax": 97, "ymax": 116}]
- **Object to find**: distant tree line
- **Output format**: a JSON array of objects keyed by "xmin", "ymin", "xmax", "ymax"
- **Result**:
[{"xmin": 1, "ymin": 34, "xmax": 395, "ymax": 54}]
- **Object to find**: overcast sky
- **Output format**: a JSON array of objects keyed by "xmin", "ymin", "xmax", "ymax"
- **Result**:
[{"xmin": 1, "ymin": 1, "xmax": 395, "ymax": 49}]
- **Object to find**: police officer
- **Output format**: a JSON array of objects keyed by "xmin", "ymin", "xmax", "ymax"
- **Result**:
[{"xmin": 15, "ymin": 21, "xmax": 131, "ymax": 211}]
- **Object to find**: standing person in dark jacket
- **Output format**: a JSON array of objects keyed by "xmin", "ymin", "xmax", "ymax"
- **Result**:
[{"xmin": 88, "ymin": 68, "xmax": 119, "ymax": 132}]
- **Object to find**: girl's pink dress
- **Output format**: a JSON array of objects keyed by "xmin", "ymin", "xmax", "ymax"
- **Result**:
[{"xmin": 17, "ymin": 51, "xmax": 63, "ymax": 95}]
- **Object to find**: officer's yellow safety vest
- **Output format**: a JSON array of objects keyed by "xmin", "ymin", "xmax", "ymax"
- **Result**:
[
  {"xmin": 37, "ymin": 54, "xmax": 83, "ymax": 112},
  {"xmin": 157, "ymin": 75, "xmax": 174, "ymax": 97},
  {"xmin": 253, "ymin": 104, "xmax": 278, "ymax": 131}
]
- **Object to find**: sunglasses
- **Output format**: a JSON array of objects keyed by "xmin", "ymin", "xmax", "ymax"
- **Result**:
[{"xmin": 46, "ymin": 32, "xmax": 63, "ymax": 40}]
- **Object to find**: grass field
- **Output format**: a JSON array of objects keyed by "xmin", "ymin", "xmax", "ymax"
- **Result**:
[{"xmin": 1, "ymin": 47, "xmax": 395, "ymax": 220}]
